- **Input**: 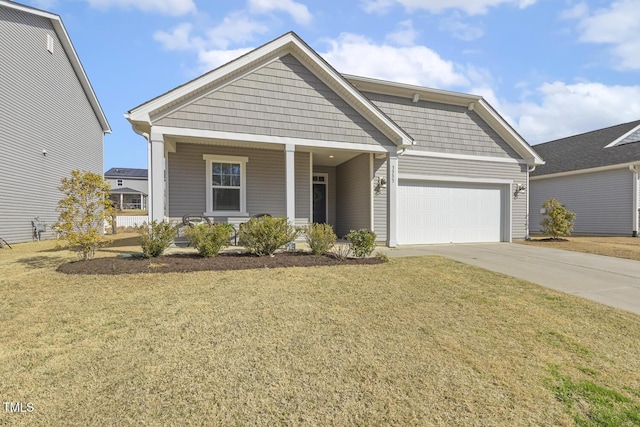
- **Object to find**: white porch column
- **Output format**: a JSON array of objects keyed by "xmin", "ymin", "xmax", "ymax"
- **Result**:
[
  {"xmin": 285, "ymin": 144, "xmax": 296, "ymax": 224},
  {"xmin": 149, "ymin": 130, "xmax": 166, "ymax": 223},
  {"xmin": 632, "ymin": 164, "xmax": 639, "ymax": 237},
  {"xmin": 388, "ymin": 151, "xmax": 398, "ymax": 247}
]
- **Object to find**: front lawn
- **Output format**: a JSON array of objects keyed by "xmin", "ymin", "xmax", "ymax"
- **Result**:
[
  {"xmin": 519, "ymin": 235, "xmax": 640, "ymax": 261},
  {"xmin": 2, "ymin": 237, "xmax": 640, "ymax": 425}
]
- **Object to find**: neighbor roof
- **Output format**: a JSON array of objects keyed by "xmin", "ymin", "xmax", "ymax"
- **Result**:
[
  {"xmin": 109, "ymin": 187, "xmax": 147, "ymax": 195},
  {"xmin": 105, "ymin": 168, "xmax": 148, "ymax": 178},
  {"xmin": 0, "ymin": 0, "xmax": 111, "ymax": 133},
  {"xmin": 531, "ymin": 120, "xmax": 640, "ymax": 177}
]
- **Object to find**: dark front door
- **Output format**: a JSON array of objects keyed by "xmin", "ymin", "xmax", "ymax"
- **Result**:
[{"xmin": 313, "ymin": 182, "xmax": 327, "ymax": 224}]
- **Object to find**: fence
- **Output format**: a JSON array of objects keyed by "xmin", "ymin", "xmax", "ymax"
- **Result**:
[{"xmin": 105, "ymin": 215, "xmax": 148, "ymax": 230}]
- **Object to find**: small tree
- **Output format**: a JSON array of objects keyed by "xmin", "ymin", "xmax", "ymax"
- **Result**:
[
  {"xmin": 55, "ymin": 170, "xmax": 115, "ymax": 260},
  {"xmin": 540, "ymin": 198, "xmax": 576, "ymax": 239}
]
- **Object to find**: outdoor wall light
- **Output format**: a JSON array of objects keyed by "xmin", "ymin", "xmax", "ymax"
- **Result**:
[
  {"xmin": 513, "ymin": 183, "xmax": 526, "ymax": 197},
  {"xmin": 42, "ymin": 148, "xmax": 47, "ymax": 156},
  {"xmin": 377, "ymin": 177, "xmax": 387, "ymax": 189}
]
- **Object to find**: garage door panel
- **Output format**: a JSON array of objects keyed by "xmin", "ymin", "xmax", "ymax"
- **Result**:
[{"xmin": 398, "ymin": 181, "xmax": 505, "ymax": 244}]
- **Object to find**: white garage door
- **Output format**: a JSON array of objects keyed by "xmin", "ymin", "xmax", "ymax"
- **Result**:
[{"xmin": 398, "ymin": 180, "xmax": 505, "ymax": 244}]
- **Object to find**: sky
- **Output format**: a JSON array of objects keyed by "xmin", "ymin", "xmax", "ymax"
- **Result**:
[{"xmin": 20, "ymin": 0, "xmax": 640, "ymax": 171}]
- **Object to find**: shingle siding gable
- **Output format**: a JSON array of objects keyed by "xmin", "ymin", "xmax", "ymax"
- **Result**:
[
  {"xmin": 155, "ymin": 55, "xmax": 395, "ymax": 147},
  {"xmin": 363, "ymin": 91, "xmax": 521, "ymax": 159}
]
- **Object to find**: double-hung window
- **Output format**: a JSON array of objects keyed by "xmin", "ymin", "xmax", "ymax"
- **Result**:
[{"xmin": 203, "ymin": 154, "xmax": 248, "ymax": 215}]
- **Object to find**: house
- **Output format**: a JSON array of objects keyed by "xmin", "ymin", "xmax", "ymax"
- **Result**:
[
  {"xmin": 105, "ymin": 167, "xmax": 148, "ymax": 210},
  {"xmin": 529, "ymin": 120, "xmax": 640, "ymax": 236},
  {"xmin": 125, "ymin": 32, "xmax": 543, "ymax": 246},
  {"xmin": 0, "ymin": 0, "xmax": 110, "ymax": 243}
]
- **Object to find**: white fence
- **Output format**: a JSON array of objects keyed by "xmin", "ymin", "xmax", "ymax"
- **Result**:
[{"xmin": 105, "ymin": 215, "xmax": 148, "ymax": 230}]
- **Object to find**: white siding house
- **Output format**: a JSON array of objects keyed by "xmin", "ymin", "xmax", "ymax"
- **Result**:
[{"xmin": 0, "ymin": 1, "xmax": 110, "ymax": 243}]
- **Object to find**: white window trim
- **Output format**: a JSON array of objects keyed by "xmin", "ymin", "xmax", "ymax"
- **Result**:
[{"xmin": 203, "ymin": 154, "xmax": 249, "ymax": 216}]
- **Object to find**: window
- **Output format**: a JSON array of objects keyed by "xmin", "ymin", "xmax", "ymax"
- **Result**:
[
  {"xmin": 203, "ymin": 154, "xmax": 248, "ymax": 214},
  {"xmin": 117, "ymin": 179, "xmax": 123, "ymax": 186}
]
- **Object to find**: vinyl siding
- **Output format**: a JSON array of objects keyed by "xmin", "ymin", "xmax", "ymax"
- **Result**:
[
  {"xmin": 335, "ymin": 154, "xmax": 371, "ymax": 237},
  {"xmin": 530, "ymin": 168, "xmax": 634, "ymax": 235},
  {"xmin": 0, "ymin": 7, "xmax": 104, "ymax": 243},
  {"xmin": 373, "ymin": 157, "xmax": 388, "ymax": 242},
  {"xmin": 365, "ymin": 92, "xmax": 521, "ymax": 159},
  {"xmin": 155, "ymin": 55, "xmax": 394, "ymax": 147},
  {"xmin": 167, "ymin": 143, "xmax": 310, "ymax": 221},
  {"xmin": 312, "ymin": 165, "xmax": 336, "ymax": 228},
  {"xmin": 399, "ymin": 155, "xmax": 528, "ymax": 239},
  {"xmin": 106, "ymin": 178, "xmax": 148, "ymax": 194}
]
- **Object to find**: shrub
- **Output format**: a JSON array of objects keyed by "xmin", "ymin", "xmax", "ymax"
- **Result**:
[
  {"xmin": 347, "ymin": 229, "xmax": 376, "ymax": 258},
  {"xmin": 540, "ymin": 198, "xmax": 576, "ymax": 239},
  {"xmin": 238, "ymin": 216, "xmax": 299, "ymax": 256},
  {"xmin": 137, "ymin": 220, "xmax": 176, "ymax": 258},
  {"xmin": 330, "ymin": 243, "xmax": 352, "ymax": 261},
  {"xmin": 374, "ymin": 251, "xmax": 389, "ymax": 262},
  {"xmin": 185, "ymin": 223, "xmax": 234, "ymax": 257},
  {"xmin": 304, "ymin": 223, "xmax": 337, "ymax": 255},
  {"xmin": 54, "ymin": 170, "xmax": 115, "ymax": 260}
]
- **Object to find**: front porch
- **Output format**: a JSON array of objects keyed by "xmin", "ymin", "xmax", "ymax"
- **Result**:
[{"xmin": 148, "ymin": 132, "xmax": 398, "ymax": 245}]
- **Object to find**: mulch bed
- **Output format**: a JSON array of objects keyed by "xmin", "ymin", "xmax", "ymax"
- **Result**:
[{"xmin": 57, "ymin": 252, "xmax": 385, "ymax": 275}]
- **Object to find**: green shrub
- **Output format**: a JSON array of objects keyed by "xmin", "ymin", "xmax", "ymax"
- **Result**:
[
  {"xmin": 137, "ymin": 220, "xmax": 176, "ymax": 258},
  {"xmin": 238, "ymin": 216, "xmax": 299, "ymax": 256},
  {"xmin": 541, "ymin": 198, "xmax": 576, "ymax": 239},
  {"xmin": 185, "ymin": 223, "xmax": 234, "ymax": 257},
  {"xmin": 304, "ymin": 223, "xmax": 337, "ymax": 255},
  {"xmin": 374, "ymin": 251, "xmax": 389, "ymax": 262},
  {"xmin": 347, "ymin": 229, "xmax": 376, "ymax": 258}
]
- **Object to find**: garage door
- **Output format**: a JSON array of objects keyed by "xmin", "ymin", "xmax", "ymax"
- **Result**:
[{"xmin": 398, "ymin": 180, "xmax": 505, "ymax": 244}]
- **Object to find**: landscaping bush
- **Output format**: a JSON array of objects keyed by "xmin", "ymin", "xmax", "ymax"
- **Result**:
[
  {"xmin": 330, "ymin": 243, "xmax": 352, "ymax": 261},
  {"xmin": 304, "ymin": 223, "xmax": 337, "ymax": 255},
  {"xmin": 137, "ymin": 220, "xmax": 176, "ymax": 258},
  {"xmin": 185, "ymin": 223, "xmax": 234, "ymax": 257},
  {"xmin": 54, "ymin": 169, "xmax": 115, "ymax": 260},
  {"xmin": 347, "ymin": 229, "xmax": 376, "ymax": 258},
  {"xmin": 238, "ymin": 216, "xmax": 299, "ymax": 256},
  {"xmin": 541, "ymin": 198, "xmax": 576, "ymax": 239}
]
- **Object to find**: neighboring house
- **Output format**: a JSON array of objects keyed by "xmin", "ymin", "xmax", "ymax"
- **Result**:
[
  {"xmin": 530, "ymin": 120, "xmax": 640, "ymax": 236},
  {"xmin": 126, "ymin": 32, "xmax": 543, "ymax": 246},
  {"xmin": 0, "ymin": 0, "xmax": 110, "ymax": 243},
  {"xmin": 105, "ymin": 167, "xmax": 148, "ymax": 210}
]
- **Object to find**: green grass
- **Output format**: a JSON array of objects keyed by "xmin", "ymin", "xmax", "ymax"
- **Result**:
[{"xmin": 2, "ymin": 237, "xmax": 640, "ymax": 425}]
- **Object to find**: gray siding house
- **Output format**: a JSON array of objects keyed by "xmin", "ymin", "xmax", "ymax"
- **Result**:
[
  {"xmin": 0, "ymin": 0, "xmax": 110, "ymax": 243},
  {"xmin": 105, "ymin": 168, "xmax": 148, "ymax": 210},
  {"xmin": 126, "ymin": 32, "xmax": 543, "ymax": 246},
  {"xmin": 530, "ymin": 120, "xmax": 640, "ymax": 236}
]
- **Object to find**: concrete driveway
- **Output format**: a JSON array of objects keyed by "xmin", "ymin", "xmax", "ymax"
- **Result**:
[{"xmin": 382, "ymin": 243, "xmax": 640, "ymax": 315}]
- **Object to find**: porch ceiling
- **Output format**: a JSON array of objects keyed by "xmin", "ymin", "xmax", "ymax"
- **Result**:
[{"xmin": 165, "ymin": 135, "xmax": 377, "ymax": 167}]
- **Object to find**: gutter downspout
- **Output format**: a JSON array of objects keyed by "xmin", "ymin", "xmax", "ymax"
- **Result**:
[
  {"xmin": 526, "ymin": 165, "xmax": 536, "ymax": 240},
  {"xmin": 631, "ymin": 164, "xmax": 639, "ymax": 237},
  {"xmin": 130, "ymin": 125, "xmax": 151, "ymax": 222}
]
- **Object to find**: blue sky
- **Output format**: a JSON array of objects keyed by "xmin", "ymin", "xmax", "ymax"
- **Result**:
[{"xmin": 21, "ymin": 0, "xmax": 640, "ymax": 171}]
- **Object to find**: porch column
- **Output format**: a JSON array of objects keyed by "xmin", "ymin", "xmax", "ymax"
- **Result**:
[
  {"xmin": 285, "ymin": 144, "xmax": 296, "ymax": 224},
  {"xmin": 632, "ymin": 164, "xmax": 639, "ymax": 237},
  {"xmin": 149, "ymin": 130, "xmax": 166, "ymax": 223},
  {"xmin": 120, "ymin": 194, "xmax": 123, "ymax": 211},
  {"xmin": 388, "ymin": 151, "xmax": 398, "ymax": 247}
]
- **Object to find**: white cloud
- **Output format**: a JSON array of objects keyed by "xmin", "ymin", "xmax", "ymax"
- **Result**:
[
  {"xmin": 440, "ymin": 12, "xmax": 484, "ymax": 40},
  {"xmin": 505, "ymin": 81, "xmax": 640, "ymax": 143},
  {"xmin": 197, "ymin": 48, "xmax": 254, "ymax": 72},
  {"xmin": 363, "ymin": 0, "xmax": 537, "ymax": 15},
  {"xmin": 248, "ymin": 0, "xmax": 312, "ymax": 24},
  {"xmin": 384, "ymin": 20, "xmax": 418, "ymax": 46},
  {"xmin": 206, "ymin": 12, "xmax": 269, "ymax": 49},
  {"xmin": 320, "ymin": 33, "xmax": 469, "ymax": 88},
  {"xmin": 154, "ymin": 23, "xmax": 201, "ymax": 51},
  {"xmin": 85, "ymin": 0, "xmax": 196, "ymax": 15},
  {"xmin": 568, "ymin": 0, "xmax": 640, "ymax": 70}
]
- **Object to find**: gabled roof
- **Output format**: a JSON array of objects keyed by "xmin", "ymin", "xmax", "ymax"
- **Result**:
[
  {"xmin": 105, "ymin": 167, "xmax": 148, "ymax": 178},
  {"xmin": 531, "ymin": 120, "xmax": 640, "ymax": 177},
  {"xmin": 109, "ymin": 187, "xmax": 147, "ymax": 196},
  {"xmin": 345, "ymin": 75, "xmax": 545, "ymax": 165},
  {"xmin": 0, "ymin": 0, "xmax": 111, "ymax": 133},
  {"xmin": 126, "ymin": 31, "xmax": 413, "ymax": 147}
]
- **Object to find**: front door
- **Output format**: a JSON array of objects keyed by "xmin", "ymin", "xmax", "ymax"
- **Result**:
[{"xmin": 312, "ymin": 174, "xmax": 328, "ymax": 224}]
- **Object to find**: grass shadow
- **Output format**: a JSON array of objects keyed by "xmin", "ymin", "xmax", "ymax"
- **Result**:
[{"xmin": 16, "ymin": 255, "xmax": 70, "ymax": 270}]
